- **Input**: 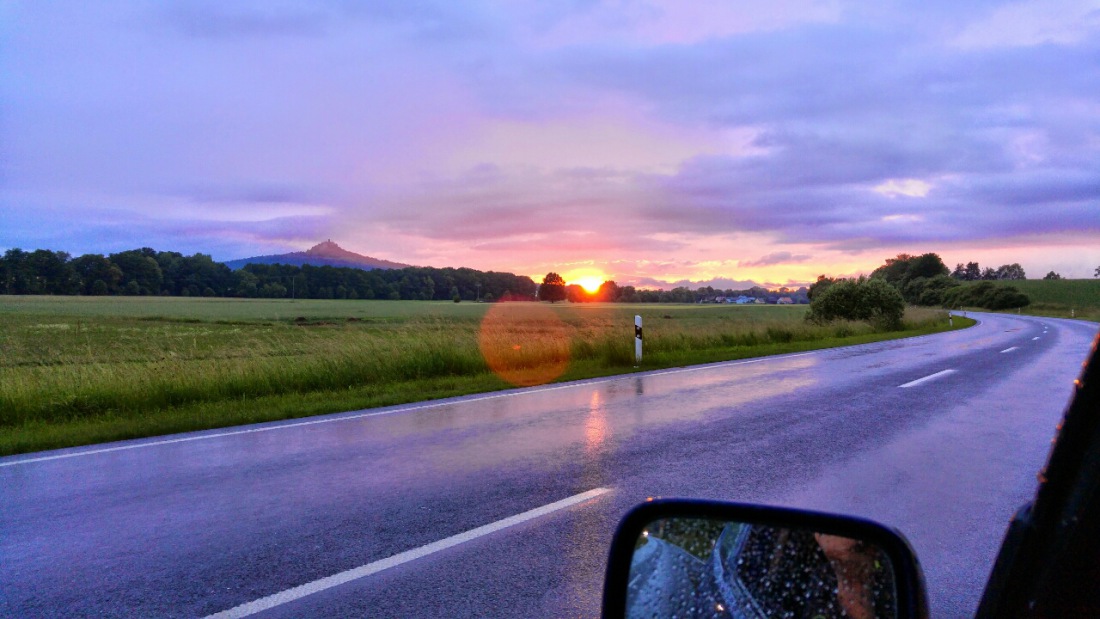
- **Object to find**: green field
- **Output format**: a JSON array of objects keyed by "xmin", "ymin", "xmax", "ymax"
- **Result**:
[
  {"xmin": 959, "ymin": 279, "xmax": 1100, "ymax": 321},
  {"xmin": 0, "ymin": 297, "xmax": 969, "ymax": 456}
]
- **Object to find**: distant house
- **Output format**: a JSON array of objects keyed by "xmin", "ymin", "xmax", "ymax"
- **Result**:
[
  {"xmin": 734, "ymin": 295, "xmax": 755, "ymax": 304},
  {"xmin": 714, "ymin": 296, "xmax": 726, "ymax": 304},
  {"xmin": 753, "ymin": 298, "xmax": 766, "ymax": 304},
  {"xmin": 777, "ymin": 296, "xmax": 794, "ymax": 305}
]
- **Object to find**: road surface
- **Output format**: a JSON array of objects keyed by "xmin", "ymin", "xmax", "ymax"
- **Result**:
[{"xmin": 2, "ymin": 312, "xmax": 1097, "ymax": 618}]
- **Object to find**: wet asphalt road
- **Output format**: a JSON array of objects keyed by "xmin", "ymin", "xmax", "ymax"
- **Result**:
[{"xmin": 2, "ymin": 312, "xmax": 1097, "ymax": 618}]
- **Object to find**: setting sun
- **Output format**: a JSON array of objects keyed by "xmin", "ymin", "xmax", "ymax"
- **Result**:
[
  {"xmin": 561, "ymin": 268, "xmax": 608, "ymax": 294},
  {"xmin": 573, "ymin": 276, "xmax": 604, "ymax": 294},
  {"xmin": 558, "ymin": 267, "xmax": 611, "ymax": 294}
]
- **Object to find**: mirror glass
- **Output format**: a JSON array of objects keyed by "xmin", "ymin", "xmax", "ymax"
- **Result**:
[{"xmin": 627, "ymin": 517, "xmax": 898, "ymax": 619}]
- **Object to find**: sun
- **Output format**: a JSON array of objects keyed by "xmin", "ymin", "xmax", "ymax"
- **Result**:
[
  {"xmin": 561, "ymin": 268, "xmax": 609, "ymax": 294},
  {"xmin": 572, "ymin": 276, "xmax": 605, "ymax": 294}
]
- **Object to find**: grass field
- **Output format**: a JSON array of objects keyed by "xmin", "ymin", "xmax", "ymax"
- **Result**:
[
  {"xmin": 0, "ymin": 297, "xmax": 969, "ymax": 456},
  {"xmin": 958, "ymin": 279, "xmax": 1100, "ymax": 321}
]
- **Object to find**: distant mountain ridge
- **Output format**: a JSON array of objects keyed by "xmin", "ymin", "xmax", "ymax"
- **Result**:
[{"xmin": 223, "ymin": 241, "xmax": 412, "ymax": 271}]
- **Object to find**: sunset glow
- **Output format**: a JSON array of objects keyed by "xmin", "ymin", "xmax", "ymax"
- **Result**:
[
  {"xmin": 573, "ymin": 277, "xmax": 606, "ymax": 294},
  {"xmin": 2, "ymin": 2, "xmax": 1098, "ymax": 285}
]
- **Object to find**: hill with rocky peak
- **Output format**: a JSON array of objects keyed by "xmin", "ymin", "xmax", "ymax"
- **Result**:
[{"xmin": 223, "ymin": 241, "xmax": 411, "ymax": 271}]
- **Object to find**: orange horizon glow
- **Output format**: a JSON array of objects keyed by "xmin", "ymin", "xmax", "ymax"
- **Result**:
[
  {"xmin": 514, "ymin": 240, "xmax": 1100, "ymax": 291},
  {"xmin": 562, "ymin": 268, "xmax": 609, "ymax": 293},
  {"xmin": 572, "ymin": 276, "xmax": 605, "ymax": 293}
]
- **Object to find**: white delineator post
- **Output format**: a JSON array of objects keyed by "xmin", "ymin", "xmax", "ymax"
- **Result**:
[
  {"xmin": 634, "ymin": 315, "xmax": 643, "ymax": 366},
  {"xmin": 949, "ymin": 312, "xmax": 953, "ymax": 327}
]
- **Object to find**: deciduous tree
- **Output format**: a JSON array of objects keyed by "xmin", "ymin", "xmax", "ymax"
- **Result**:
[
  {"xmin": 994, "ymin": 263, "xmax": 1026, "ymax": 280},
  {"xmin": 596, "ymin": 280, "xmax": 621, "ymax": 302},
  {"xmin": 539, "ymin": 272, "xmax": 566, "ymax": 303},
  {"xmin": 871, "ymin": 252, "xmax": 948, "ymax": 295},
  {"xmin": 807, "ymin": 275, "xmax": 837, "ymax": 300}
]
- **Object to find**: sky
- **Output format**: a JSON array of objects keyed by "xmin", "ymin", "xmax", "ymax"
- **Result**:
[{"xmin": 2, "ymin": 0, "xmax": 1099, "ymax": 289}]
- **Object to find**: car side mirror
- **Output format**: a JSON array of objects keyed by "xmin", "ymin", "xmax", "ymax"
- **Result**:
[{"xmin": 602, "ymin": 499, "xmax": 929, "ymax": 618}]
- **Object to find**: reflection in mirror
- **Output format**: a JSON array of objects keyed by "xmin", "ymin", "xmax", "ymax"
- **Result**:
[{"xmin": 627, "ymin": 517, "xmax": 897, "ymax": 619}]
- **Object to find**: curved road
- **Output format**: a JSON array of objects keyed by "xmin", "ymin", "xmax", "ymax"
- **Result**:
[{"xmin": 2, "ymin": 312, "xmax": 1097, "ymax": 618}]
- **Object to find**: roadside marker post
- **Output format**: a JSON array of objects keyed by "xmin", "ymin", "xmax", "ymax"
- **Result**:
[
  {"xmin": 949, "ymin": 312, "xmax": 953, "ymax": 327},
  {"xmin": 634, "ymin": 315, "xmax": 643, "ymax": 367}
]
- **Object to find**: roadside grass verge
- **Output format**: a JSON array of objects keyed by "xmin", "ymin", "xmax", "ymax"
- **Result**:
[{"xmin": 0, "ymin": 298, "xmax": 972, "ymax": 456}]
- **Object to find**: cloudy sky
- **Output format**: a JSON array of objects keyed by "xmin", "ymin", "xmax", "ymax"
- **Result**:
[{"xmin": 3, "ymin": 1, "xmax": 1098, "ymax": 288}]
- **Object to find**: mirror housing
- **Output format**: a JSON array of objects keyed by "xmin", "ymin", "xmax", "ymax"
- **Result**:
[{"xmin": 603, "ymin": 499, "xmax": 929, "ymax": 618}]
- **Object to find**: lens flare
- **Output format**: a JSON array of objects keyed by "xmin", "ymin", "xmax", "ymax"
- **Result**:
[{"xmin": 478, "ymin": 303, "xmax": 570, "ymax": 387}]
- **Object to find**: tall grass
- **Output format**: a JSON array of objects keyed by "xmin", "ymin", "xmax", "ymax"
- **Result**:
[{"xmin": 1, "ymin": 322, "xmax": 487, "ymax": 426}]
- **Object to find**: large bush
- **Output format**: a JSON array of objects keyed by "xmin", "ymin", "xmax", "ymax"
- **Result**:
[
  {"xmin": 942, "ymin": 281, "xmax": 1030, "ymax": 310},
  {"xmin": 903, "ymin": 274, "xmax": 961, "ymax": 306},
  {"xmin": 805, "ymin": 277, "xmax": 906, "ymax": 330}
]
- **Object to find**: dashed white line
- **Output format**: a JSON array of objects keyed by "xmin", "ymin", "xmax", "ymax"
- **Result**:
[
  {"xmin": 899, "ymin": 369, "xmax": 957, "ymax": 388},
  {"xmin": 1000, "ymin": 347, "xmax": 1018, "ymax": 353},
  {"xmin": 202, "ymin": 487, "xmax": 612, "ymax": 619},
  {"xmin": 1032, "ymin": 337, "xmax": 1040, "ymax": 341}
]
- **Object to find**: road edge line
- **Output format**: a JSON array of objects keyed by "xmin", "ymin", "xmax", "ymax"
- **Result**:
[{"xmin": 202, "ymin": 487, "xmax": 612, "ymax": 619}]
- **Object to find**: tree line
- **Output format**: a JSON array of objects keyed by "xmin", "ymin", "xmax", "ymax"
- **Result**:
[
  {"xmin": 6, "ymin": 246, "xmax": 1084, "ymax": 307},
  {"xmin": 948, "ymin": 261, "xmax": 1026, "ymax": 281},
  {"xmin": 536, "ymin": 272, "xmax": 810, "ymax": 304},
  {"xmin": 0, "ymin": 247, "xmax": 537, "ymax": 301},
  {"xmin": 0, "ymin": 246, "xmax": 808, "ymax": 304}
]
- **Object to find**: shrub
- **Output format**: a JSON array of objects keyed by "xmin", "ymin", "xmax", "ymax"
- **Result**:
[
  {"xmin": 904, "ymin": 274, "xmax": 961, "ymax": 306},
  {"xmin": 942, "ymin": 281, "xmax": 1030, "ymax": 310},
  {"xmin": 806, "ymin": 277, "xmax": 905, "ymax": 330}
]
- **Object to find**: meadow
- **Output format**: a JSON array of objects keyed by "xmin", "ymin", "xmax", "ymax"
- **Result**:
[
  {"xmin": 962, "ymin": 279, "xmax": 1100, "ymax": 322},
  {"xmin": 0, "ymin": 297, "xmax": 965, "ymax": 455}
]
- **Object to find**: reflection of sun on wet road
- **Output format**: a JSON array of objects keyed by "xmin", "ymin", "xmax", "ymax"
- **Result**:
[
  {"xmin": 561, "ymin": 386, "xmax": 612, "ymax": 613},
  {"xmin": 478, "ymin": 303, "xmax": 570, "ymax": 387},
  {"xmin": 585, "ymin": 390, "xmax": 607, "ymax": 450}
]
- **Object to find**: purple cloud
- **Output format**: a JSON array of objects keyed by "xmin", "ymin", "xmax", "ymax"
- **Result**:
[
  {"xmin": 741, "ymin": 252, "xmax": 812, "ymax": 267},
  {"xmin": 631, "ymin": 276, "xmax": 761, "ymax": 291}
]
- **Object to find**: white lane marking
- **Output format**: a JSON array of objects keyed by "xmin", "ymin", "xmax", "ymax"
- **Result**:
[
  {"xmin": 202, "ymin": 488, "xmax": 612, "ymax": 619},
  {"xmin": 1032, "ymin": 337, "xmax": 1040, "ymax": 341},
  {"xmin": 1000, "ymin": 347, "xmax": 1018, "ymax": 353},
  {"xmin": 899, "ymin": 369, "xmax": 957, "ymax": 388},
  {"xmin": 1, "ymin": 352, "xmax": 818, "ymax": 468}
]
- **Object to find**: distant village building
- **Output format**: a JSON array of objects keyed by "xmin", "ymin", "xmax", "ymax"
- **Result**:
[{"xmin": 777, "ymin": 296, "xmax": 794, "ymax": 305}]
